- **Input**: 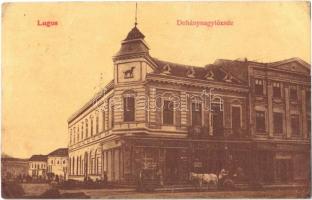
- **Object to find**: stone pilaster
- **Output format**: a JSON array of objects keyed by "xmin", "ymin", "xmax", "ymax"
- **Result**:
[
  {"xmin": 284, "ymin": 85, "xmax": 291, "ymax": 138},
  {"xmin": 180, "ymin": 91, "xmax": 188, "ymax": 127}
]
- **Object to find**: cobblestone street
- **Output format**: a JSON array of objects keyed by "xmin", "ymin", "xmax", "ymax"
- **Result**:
[{"xmin": 59, "ymin": 188, "xmax": 310, "ymax": 199}]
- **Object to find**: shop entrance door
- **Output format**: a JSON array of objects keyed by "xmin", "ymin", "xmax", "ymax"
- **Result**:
[
  {"xmin": 275, "ymin": 159, "xmax": 293, "ymax": 183},
  {"xmin": 165, "ymin": 149, "xmax": 188, "ymax": 184}
]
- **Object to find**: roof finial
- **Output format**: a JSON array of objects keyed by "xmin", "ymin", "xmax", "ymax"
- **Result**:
[{"xmin": 135, "ymin": 2, "xmax": 138, "ymax": 27}]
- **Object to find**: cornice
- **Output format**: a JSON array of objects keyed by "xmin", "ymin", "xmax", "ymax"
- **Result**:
[{"xmin": 146, "ymin": 73, "xmax": 249, "ymax": 93}]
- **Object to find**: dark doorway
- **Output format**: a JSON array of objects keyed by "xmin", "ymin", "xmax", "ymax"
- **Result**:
[
  {"xmin": 275, "ymin": 159, "xmax": 293, "ymax": 183},
  {"xmin": 165, "ymin": 149, "xmax": 188, "ymax": 184},
  {"xmin": 84, "ymin": 152, "xmax": 88, "ymax": 179}
]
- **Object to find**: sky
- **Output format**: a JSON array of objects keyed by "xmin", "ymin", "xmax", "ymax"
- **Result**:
[{"xmin": 2, "ymin": 2, "xmax": 310, "ymax": 158}]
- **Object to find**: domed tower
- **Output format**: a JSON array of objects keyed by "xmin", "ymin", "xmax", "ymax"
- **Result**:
[
  {"xmin": 112, "ymin": 24, "xmax": 156, "ymax": 128},
  {"xmin": 113, "ymin": 25, "xmax": 156, "ymax": 85}
]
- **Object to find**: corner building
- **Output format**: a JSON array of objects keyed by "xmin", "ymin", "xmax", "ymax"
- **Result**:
[{"xmin": 68, "ymin": 25, "xmax": 310, "ymax": 186}]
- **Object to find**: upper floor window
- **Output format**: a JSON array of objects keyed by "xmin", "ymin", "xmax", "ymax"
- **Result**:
[
  {"xmin": 192, "ymin": 102, "xmax": 202, "ymax": 126},
  {"xmin": 255, "ymin": 79, "xmax": 264, "ymax": 96},
  {"xmin": 307, "ymin": 118, "xmax": 311, "ymax": 139},
  {"xmin": 124, "ymin": 96, "xmax": 135, "ymax": 122},
  {"xmin": 96, "ymin": 115, "xmax": 99, "ymax": 134},
  {"xmin": 85, "ymin": 119, "xmax": 88, "ymax": 138},
  {"xmin": 69, "ymin": 129, "xmax": 72, "ymax": 145},
  {"xmin": 102, "ymin": 110, "xmax": 105, "ymax": 131},
  {"xmin": 256, "ymin": 111, "xmax": 265, "ymax": 132},
  {"xmin": 90, "ymin": 118, "xmax": 93, "ymax": 136},
  {"xmin": 163, "ymin": 100, "xmax": 174, "ymax": 125},
  {"xmin": 291, "ymin": 114, "xmax": 300, "ymax": 136},
  {"xmin": 111, "ymin": 105, "xmax": 114, "ymax": 128},
  {"xmin": 81, "ymin": 122, "xmax": 84, "ymax": 140},
  {"xmin": 73, "ymin": 127, "xmax": 76, "ymax": 143},
  {"xmin": 231, "ymin": 106, "xmax": 241, "ymax": 132},
  {"xmin": 306, "ymin": 90, "xmax": 311, "ymax": 105},
  {"xmin": 290, "ymin": 85, "xmax": 297, "ymax": 101},
  {"xmin": 77, "ymin": 127, "xmax": 80, "ymax": 141},
  {"xmin": 273, "ymin": 112, "xmax": 283, "ymax": 135},
  {"xmin": 273, "ymin": 82, "xmax": 281, "ymax": 98}
]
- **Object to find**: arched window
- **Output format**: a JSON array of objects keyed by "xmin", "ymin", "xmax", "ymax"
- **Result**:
[
  {"xmin": 211, "ymin": 96, "xmax": 224, "ymax": 136},
  {"xmin": 124, "ymin": 96, "xmax": 135, "ymax": 122},
  {"xmin": 72, "ymin": 157, "xmax": 75, "ymax": 175}
]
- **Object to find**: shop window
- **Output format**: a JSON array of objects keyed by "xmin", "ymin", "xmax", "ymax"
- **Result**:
[
  {"xmin": 273, "ymin": 112, "xmax": 283, "ymax": 135},
  {"xmin": 163, "ymin": 100, "xmax": 174, "ymax": 125},
  {"xmin": 290, "ymin": 85, "xmax": 297, "ymax": 101},
  {"xmin": 256, "ymin": 111, "xmax": 266, "ymax": 132},
  {"xmin": 255, "ymin": 79, "xmax": 264, "ymax": 96},
  {"xmin": 124, "ymin": 96, "xmax": 135, "ymax": 122},
  {"xmin": 192, "ymin": 102, "xmax": 202, "ymax": 126},
  {"xmin": 291, "ymin": 114, "xmax": 300, "ymax": 136},
  {"xmin": 273, "ymin": 82, "xmax": 281, "ymax": 98}
]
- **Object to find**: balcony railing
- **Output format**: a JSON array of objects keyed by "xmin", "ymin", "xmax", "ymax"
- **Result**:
[{"xmin": 187, "ymin": 126, "xmax": 248, "ymax": 139}]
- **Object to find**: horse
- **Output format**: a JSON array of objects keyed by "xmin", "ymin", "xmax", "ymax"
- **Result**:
[
  {"xmin": 189, "ymin": 169, "xmax": 230, "ymax": 189},
  {"xmin": 189, "ymin": 172, "xmax": 218, "ymax": 188},
  {"xmin": 124, "ymin": 67, "xmax": 135, "ymax": 78}
]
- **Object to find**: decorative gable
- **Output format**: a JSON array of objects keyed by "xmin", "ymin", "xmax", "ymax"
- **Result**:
[
  {"xmin": 204, "ymin": 70, "xmax": 214, "ymax": 80},
  {"xmin": 186, "ymin": 67, "xmax": 195, "ymax": 78},
  {"xmin": 162, "ymin": 64, "xmax": 171, "ymax": 75},
  {"xmin": 269, "ymin": 58, "xmax": 310, "ymax": 74}
]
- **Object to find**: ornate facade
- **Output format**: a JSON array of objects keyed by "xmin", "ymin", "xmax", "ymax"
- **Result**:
[{"xmin": 68, "ymin": 25, "xmax": 310, "ymax": 186}]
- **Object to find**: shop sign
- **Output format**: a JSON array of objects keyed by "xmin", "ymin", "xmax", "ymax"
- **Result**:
[{"xmin": 193, "ymin": 161, "xmax": 203, "ymax": 168}]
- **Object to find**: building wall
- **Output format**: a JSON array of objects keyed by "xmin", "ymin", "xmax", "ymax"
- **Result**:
[
  {"xmin": 47, "ymin": 156, "xmax": 68, "ymax": 178},
  {"xmin": 1, "ymin": 160, "xmax": 28, "ymax": 179},
  {"xmin": 28, "ymin": 161, "xmax": 47, "ymax": 177}
]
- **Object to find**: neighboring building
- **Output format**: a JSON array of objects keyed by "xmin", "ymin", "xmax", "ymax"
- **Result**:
[
  {"xmin": 28, "ymin": 155, "xmax": 47, "ymax": 178},
  {"xmin": 1, "ymin": 156, "xmax": 28, "ymax": 180},
  {"xmin": 67, "ymin": 23, "xmax": 310, "ymax": 186},
  {"xmin": 47, "ymin": 148, "xmax": 68, "ymax": 180}
]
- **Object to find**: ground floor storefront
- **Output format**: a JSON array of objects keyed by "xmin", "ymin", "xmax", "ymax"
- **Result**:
[{"xmin": 68, "ymin": 136, "xmax": 310, "ymax": 187}]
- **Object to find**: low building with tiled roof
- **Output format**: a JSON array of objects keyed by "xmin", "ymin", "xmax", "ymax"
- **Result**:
[
  {"xmin": 1, "ymin": 155, "xmax": 28, "ymax": 180},
  {"xmin": 28, "ymin": 155, "xmax": 47, "ymax": 178},
  {"xmin": 47, "ymin": 148, "xmax": 68, "ymax": 180}
]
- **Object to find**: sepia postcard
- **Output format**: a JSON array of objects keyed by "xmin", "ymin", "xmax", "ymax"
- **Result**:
[{"xmin": 2, "ymin": 1, "xmax": 311, "ymax": 198}]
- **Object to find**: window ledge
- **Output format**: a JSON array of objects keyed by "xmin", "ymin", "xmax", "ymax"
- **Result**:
[
  {"xmin": 290, "ymin": 100, "xmax": 298, "ymax": 105},
  {"xmin": 273, "ymin": 98, "xmax": 283, "ymax": 103}
]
